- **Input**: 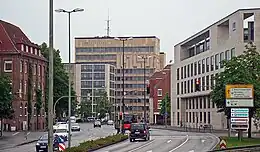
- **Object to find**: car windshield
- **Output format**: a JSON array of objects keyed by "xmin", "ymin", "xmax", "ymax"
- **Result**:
[
  {"xmin": 131, "ymin": 124, "xmax": 145, "ymax": 130},
  {"xmin": 55, "ymin": 129, "xmax": 67, "ymax": 133},
  {"xmin": 39, "ymin": 134, "xmax": 48, "ymax": 141}
]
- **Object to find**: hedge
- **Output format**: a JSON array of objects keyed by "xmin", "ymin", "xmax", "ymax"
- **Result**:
[{"xmin": 65, "ymin": 134, "xmax": 128, "ymax": 152}]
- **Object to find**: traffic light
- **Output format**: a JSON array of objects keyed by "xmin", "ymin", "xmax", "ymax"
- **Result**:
[
  {"xmin": 195, "ymin": 79, "xmax": 200, "ymax": 91},
  {"xmin": 119, "ymin": 112, "xmax": 123, "ymax": 120},
  {"xmin": 146, "ymin": 84, "xmax": 150, "ymax": 94}
]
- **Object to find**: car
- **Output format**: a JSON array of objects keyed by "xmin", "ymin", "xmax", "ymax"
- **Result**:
[
  {"xmin": 129, "ymin": 123, "xmax": 150, "ymax": 142},
  {"xmin": 71, "ymin": 123, "xmax": 80, "ymax": 131},
  {"xmin": 36, "ymin": 134, "xmax": 58, "ymax": 152},
  {"xmin": 94, "ymin": 120, "xmax": 101, "ymax": 128},
  {"xmin": 54, "ymin": 127, "xmax": 68, "ymax": 141},
  {"xmin": 107, "ymin": 120, "xmax": 114, "ymax": 125}
]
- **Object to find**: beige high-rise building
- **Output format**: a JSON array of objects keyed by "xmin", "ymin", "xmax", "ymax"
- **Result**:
[
  {"xmin": 75, "ymin": 36, "xmax": 165, "ymax": 119},
  {"xmin": 171, "ymin": 8, "xmax": 260, "ymax": 130}
]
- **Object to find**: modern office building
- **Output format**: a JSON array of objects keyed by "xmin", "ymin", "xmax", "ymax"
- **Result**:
[
  {"xmin": 64, "ymin": 63, "xmax": 116, "ymax": 117},
  {"xmin": 171, "ymin": 8, "xmax": 260, "ymax": 129},
  {"xmin": 75, "ymin": 36, "xmax": 165, "ymax": 119}
]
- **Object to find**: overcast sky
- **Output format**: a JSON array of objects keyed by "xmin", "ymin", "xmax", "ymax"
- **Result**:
[{"xmin": 1, "ymin": 0, "xmax": 259, "ymax": 63}]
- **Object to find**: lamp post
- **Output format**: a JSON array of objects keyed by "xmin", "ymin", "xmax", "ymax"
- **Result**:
[
  {"xmin": 138, "ymin": 55, "xmax": 152, "ymax": 123},
  {"xmin": 114, "ymin": 37, "xmax": 133, "ymax": 133},
  {"xmin": 48, "ymin": 0, "xmax": 54, "ymax": 151},
  {"xmin": 55, "ymin": 8, "xmax": 84, "ymax": 148}
]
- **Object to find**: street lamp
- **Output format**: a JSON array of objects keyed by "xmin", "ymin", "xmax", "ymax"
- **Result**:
[
  {"xmin": 114, "ymin": 37, "xmax": 133, "ymax": 133},
  {"xmin": 55, "ymin": 7, "xmax": 84, "ymax": 148},
  {"xmin": 138, "ymin": 55, "xmax": 152, "ymax": 123}
]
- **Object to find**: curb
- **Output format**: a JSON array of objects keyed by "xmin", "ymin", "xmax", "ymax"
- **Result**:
[
  {"xmin": 87, "ymin": 137, "xmax": 128, "ymax": 152},
  {"xmin": 16, "ymin": 139, "xmax": 38, "ymax": 146}
]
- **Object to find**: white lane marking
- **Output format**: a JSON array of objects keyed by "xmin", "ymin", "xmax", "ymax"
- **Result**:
[
  {"xmin": 188, "ymin": 150, "xmax": 194, "ymax": 152},
  {"xmin": 128, "ymin": 140, "xmax": 155, "ymax": 152},
  {"xmin": 26, "ymin": 132, "xmax": 30, "ymax": 136},
  {"xmin": 147, "ymin": 151, "xmax": 152, "ymax": 152},
  {"xmin": 12, "ymin": 132, "xmax": 20, "ymax": 136},
  {"xmin": 201, "ymin": 139, "xmax": 205, "ymax": 143},
  {"xmin": 169, "ymin": 135, "xmax": 189, "ymax": 152},
  {"xmin": 167, "ymin": 140, "xmax": 172, "ymax": 143}
]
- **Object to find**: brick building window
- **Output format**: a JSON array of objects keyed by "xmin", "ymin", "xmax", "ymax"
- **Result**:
[
  {"xmin": 4, "ymin": 61, "xmax": 12, "ymax": 72},
  {"xmin": 157, "ymin": 89, "xmax": 162, "ymax": 96}
]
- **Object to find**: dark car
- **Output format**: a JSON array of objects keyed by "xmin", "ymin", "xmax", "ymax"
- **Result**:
[
  {"xmin": 129, "ymin": 123, "xmax": 150, "ymax": 142},
  {"xmin": 35, "ymin": 134, "xmax": 59, "ymax": 152}
]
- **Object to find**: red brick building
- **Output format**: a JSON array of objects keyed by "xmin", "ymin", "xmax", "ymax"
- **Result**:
[
  {"xmin": 0, "ymin": 20, "xmax": 47, "ymax": 131},
  {"xmin": 149, "ymin": 65, "xmax": 171, "ymax": 124}
]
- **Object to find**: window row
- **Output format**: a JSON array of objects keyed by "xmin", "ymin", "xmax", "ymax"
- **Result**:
[
  {"xmin": 76, "ymin": 54, "xmax": 117, "ymax": 61},
  {"xmin": 20, "ymin": 44, "xmax": 42, "ymax": 57},
  {"xmin": 187, "ymin": 39, "xmax": 210, "ymax": 58},
  {"xmin": 185, "ymin": 111, "xmax": 211, "ymax": 124},
  {"xmin": 116, "ymin": 68, "xmax": 154, "ymax": 74},
  {"xmin": 177, "ymin": 74, "xmax": 216, "ymax": 95},
  {"xmin": 115, "ymin": 84, "xmax": 146, "ymax": 89},
  {"xmin": 76, "ymin": 46, "xmax": 154, "ymax": 53},
  {"xmin": 115, "ymin": 76, "xmax": 149, "ymax": 81},
  {"xmin": 177, "ymin": 48, "xmax": 235, "ymax": 80},
  {"xmin": 81, "ymin": 81, "xmax": 106, "ymax": 88}
]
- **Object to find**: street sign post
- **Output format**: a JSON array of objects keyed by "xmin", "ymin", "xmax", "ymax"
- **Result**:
[{"xmin": 230, "ymin": 108, "xmax": 249, "ymax": 130}]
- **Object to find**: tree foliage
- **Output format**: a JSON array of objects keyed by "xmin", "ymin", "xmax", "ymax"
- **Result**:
[
  {"xmin": 27, "ymin": 62, "xmax": 33, "ymax": 130},
  {"xmin": 40, "ymin": 42, "xmax": 77, "ymax": 118},
  {"xmin": 160, "ymin": 92, "xmax": 170, "ymax": 115},
  {"xmin": 97, "ymin": 91, "xmax": 112, "ymax": 119},
  {"xmin": 36, "ymin": 88, "xmax": 42, "ymax": 130},
  {"xmin": 210, "ymin": 42, "xmax": 260, "ymax": 137}
]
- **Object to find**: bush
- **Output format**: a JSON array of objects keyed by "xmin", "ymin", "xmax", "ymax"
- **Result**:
[{"xmin": 66, "ymin": 134, "xmax": 128, "ymax": 152}]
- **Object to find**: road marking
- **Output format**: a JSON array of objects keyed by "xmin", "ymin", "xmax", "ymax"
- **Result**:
[
  {"xmin": 26, "ymin": 132, "xmax": 30, "ymax": 136},
  {"xmin": 128, "ymin": 140, "xmax": 155, "ymax": 152},
  {"xmin": 201, "ymin": 139, "xmax": 205, "ymax": 143},
  {"xmin": 188, "ymin": 150, "xmax": 194, "ymax": 152},
  {"xmin": 167, "ymin": 140, "xmax": 172, "ymax": 143},
  {"xmin": 169, "ymin": 135, "xmax": 189, "ymax": 152},
  {"xmin": 147, "ymin": 151, "xmax": 152, "ymax": 152},
  {"xmin": 12, "ymin": 132, "xmax": 20, "ymax": 136}
]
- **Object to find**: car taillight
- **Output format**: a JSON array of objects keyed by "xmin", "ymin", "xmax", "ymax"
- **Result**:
[{"xmin": 144, "ymin": 130, "xmax": 146, "ymax": 134}]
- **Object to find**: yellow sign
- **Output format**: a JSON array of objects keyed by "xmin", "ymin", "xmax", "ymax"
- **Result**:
[{"xmin": 225, "ymin": 84, "xmax": 254, "ymax": 99}]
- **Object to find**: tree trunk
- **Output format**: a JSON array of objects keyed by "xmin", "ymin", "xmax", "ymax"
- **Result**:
[
  {"xmin": 248, "ymin": 109, "xmax": 252, "ymax": 138},
  {"xmin": 0, "ymin": 117, "xmax": 3, "ymax": 137}
]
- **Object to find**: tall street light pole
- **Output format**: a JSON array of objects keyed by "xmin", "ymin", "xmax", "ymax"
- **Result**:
[
  {"xmin": 55, "ymin": 8, "xmax": 84, "ymax": 148},
  {"xmin": 48, "ymin": 0, "xmax": 54, "ymax": 151},
  {"xmin": 114, "ymin": 37, "xmax": 133, "ymax": 133},
  {"xmin": 138, "ymin": 55, "xmax": 152, "ymax": 123}
]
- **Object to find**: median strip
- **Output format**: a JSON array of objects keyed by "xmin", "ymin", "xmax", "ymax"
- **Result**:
[{"xmin": 65, "ymin": 134, "xmax": 128, "ymax": 152}]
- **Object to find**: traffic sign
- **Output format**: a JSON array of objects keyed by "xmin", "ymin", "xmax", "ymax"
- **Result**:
[
  {"xmin": 58, "ymin": 143, "xmax": 66, "ymax": 151},
  {"xmin": 231, "ymin": 108, "xmax": 249, "ymax": 113},
  {"xmin": 219, "ymin": 139, "xmax": 226, "ymax": 149},
  {"xmin": 226, "ymin": 99, "xmax": 253, "ymax": 107},
  {"xmin": 226, "ymin": 84, "xmax": 253, "ymax": 99},
  {"xmin": 231, "ymin": 118, "xmax": 249, "ymax": 122},
  {"xmin": 231, "ymin": 113, "xmax": 249, "ymax": 117}
]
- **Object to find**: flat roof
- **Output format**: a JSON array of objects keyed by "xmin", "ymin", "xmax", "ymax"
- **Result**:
[
  {"xmin": 75, "ymin": 36, "xmax": 158, "ymax": 39},
  {"xmin": 175, "ymin": 8, "xmax": 260, "ymax": 47}
]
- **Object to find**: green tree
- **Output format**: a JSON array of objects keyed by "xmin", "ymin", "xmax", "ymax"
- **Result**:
[
  {"xmin": 0, "ymin": 74, "xmax": 14, "ymax": 136},
  {"xmin": 160, "ymin": 92, "xmax": 170, "ymax": 115},
  {"xmin": 40, "ymin": 43, "xmax": 77, "ymax": 119},
  {"xmin": 210, "ymin": 42, "xmax": 260, "ymax": 138},
  {"xmin": 27, "ymin": 63, "xmax": 33, "ymax": 131},
  {"xmin": 36, "ymin": 88, "xmax": 42, "ymax": 130},
  {"xmin": 97, "ymin": 91, "xmax": 111, "ymax": 119}
]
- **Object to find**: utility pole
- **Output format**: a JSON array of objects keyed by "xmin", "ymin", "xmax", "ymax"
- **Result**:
[
  {"xmin": 143, "ymin": 57, "xmax": 146, "ymax": 122},
  {"xmin": 48, "ymin": 0, "xmax": 54, "ymax": 151}
]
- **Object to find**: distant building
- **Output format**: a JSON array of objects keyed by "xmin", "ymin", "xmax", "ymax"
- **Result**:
[
  {"xmin": 171, "ymin": 8, "xmax": 260, "ymax": 130},
  {"xmin": 149, "ymin": 65, "xmax": 171, "ymax": 124},
  {"xmin": 0, "ymin": 20, "xmax": 47, "ymax": 131},
  {"xmin": 74, "ymin": 36, "xmax": 165, "ymax": 119}
]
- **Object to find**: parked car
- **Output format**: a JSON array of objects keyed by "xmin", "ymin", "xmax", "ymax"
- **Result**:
[
  {"xmin": 71, "ymin": 123, "xmax": 80, "ymax": 131},
  {"xmin": 94, "ymin": 120, "xmax": 101, "ymax": 128},
  {"xmin": 36, "ymin": 134, "xmax": 58, "ymax": 152},
  {"xmin": 129, "ymin": 123, "xmax": 150, "ymax": 142},
  {"xmin": 107, "ymin": 120, "xmax": 114, "ymax": 125}
]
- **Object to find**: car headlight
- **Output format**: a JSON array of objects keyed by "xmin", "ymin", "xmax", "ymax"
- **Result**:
[{"xmin": 36, "ymin": 142, "xmax": 40, "ymax": 146}]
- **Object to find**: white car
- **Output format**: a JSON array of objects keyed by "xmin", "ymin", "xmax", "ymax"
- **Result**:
[
  {"xmin": 71, "ymin": 123, "xmax": 80, "ymax": 131},
  {"xmin": 94, "ymin": 120, "xmax": 101, "ymax": 128},
  {"xmin": 107, "ymin": 120, "xmax": 114, "ymax": 125},
  {"xmin": 54, "ymin": 126, "xmax": 68, "ymax": 141}
]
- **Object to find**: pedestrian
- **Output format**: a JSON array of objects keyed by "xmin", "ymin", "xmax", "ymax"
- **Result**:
[{"xmin": 24, "ymin": 131, "xmax": 28, "ymax": 140}]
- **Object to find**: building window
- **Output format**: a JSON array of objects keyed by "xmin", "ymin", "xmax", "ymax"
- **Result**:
[
  {"xmin": 24, "ymin": 80, "xmax": 27, "ymax": 95},
  {"xmin": 232, "ymin": 22, "xmax": 236, "ymax": 31},
  {"xmin": 21, "ymin": 44, "xmax": 24, "ymax": 51},
  {"xmin": 191, "ymin": 63, "xmax": 193, "ymax": 76},
  {"xmin": 192, "ymin": 98, "xmax": 195, "ymax": 109},
  {"xmin": 204, "ymin": 112, "xmax": 207, "ymax": 123},
  {"xmin": 202, "ymin": 59, "xmax": 205, "ymax": 74},
  {"xmin": 189, "ymin": 112, "xmax": 191, "ymax": 123},
  {"xmin": 200, "ymin": 112, "xmax": 202, "ymax": 122},
  {"xmin": 186, "ymin": 112, "xmax": 188, "ymax": 122},
  {"xmin": 26, "ymin": 46, "xmax": 28, "ymax": 52},
  {"xmin": 202, "ymin": 76, "xmax": 205, "ymax": 91},
  {"xmin": 210, "ymin": 56, "xmax": 214, "ymax": 71},
  {"xmin": 208, "ymin": 112, "xmax": 211, "ymax": 124},
  {"xmin": 210, "ymin": 74, "xmax": 214, "ymax": 89},
  {"xmin": 157, "ymin": 89, "xmax": 162, "ymax": 96},
  {"xmin": 4, "ymin": 61, "xmax": 12, "ymax": 72},
  {"xmin": 206, "ymin": 75, "xmax": 209, "ymax": 90},
  {"xmin": 177, "ymin": 68, "xmax": 179, "ymax": 80},
  {"xmin": 158, "ymin": 100, "xmax": 162, "ymax": 109},
  {"xmin": 225, "ymin": 50, "xmax": 231, "ymax": 61},
  {"xmin": 181, "ymin": 67, "xmax": 183, "ymax": 79},
  {"xmin": 181, "ymin": 82, "xmax": 183, "ymax": 94},
  {"xmin": 203, "ymin": 97, "xmax": 206, "ymax": 109},
  {"xmin": 19, "ymin": 81, "xmax": 22, "ymax": 98},
  {"xmin": 184, "ymin": 81, "xmax": 187, "ymax": 94},
  {"xmin": 231, "ymin": 48, "xmax": 235, "ymax": 57},
  {"xmin": 30, "ymin": 47, "xmax": 33, "ymax": 54},
  {"xmin": 177, "ymin": 112, "xmax": 180, "ymax": 125},
  {"xmin": 187, "ymin": 80, "xmax": 190, "ymax": 93},
  {"xmin": 177, "ymin": 98, "xmax": 180, "ymax": 109},
  {"xmin": 215, "ymin": 54, "xmax": 219, "ymax": 70},
  {"xmin": 184, "ymin": 66, "xmax": 186, "ymax": 78},
  {"xmin": 198, "ymin": 60, "xmax": 201, "ymax": 74},
  {"xmin": 194, "ymin": 62, "xmax": 197, "ymax": 76},
  {"xmin": 190, "ymin": 79, "xmax": 193, "ymax": 92},
  {"xmin": 199, "ymin": 98, "xmax": 202, "ymax": 109},
  {"xmin": 220, "ymin": 52, "xmax": 224, "ymax": 68},
  {"xmin": 206, "ymin": 57, "xmax": 209, "ymax": 72},
  {"xmin": 189, "ymin": 99, "xmax": 191, "ymax": 109},
  {"xmin": 20, "ymin": 61, "xmax": 23, "ymax": 72},
  {"xmin": 25, "ymin": 62, "xmax": 28, "ymax": 73},
  {"xmin": 196, "ymin": 98, "xmax": 198, "ymax": 109},
  {"xmin": 207, "ymin": 97, "xmax": 210, "ymax": 108},
  {"xmin": 187, "ymin": 64, "xmax": 190, "ymax": 77},
  {"xmin": 193, "ymin": 112, "xmax": 195, "ymax": 123},
  {"xmin": 177, "ymin": 83, "xmax": 179, "ymax": 95}
]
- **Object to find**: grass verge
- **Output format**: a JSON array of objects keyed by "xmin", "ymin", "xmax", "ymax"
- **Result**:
[
  {"xmin": 66, "ymin": 134, "xmax": 128, "ymax": 152},
  {"xmin": 214, "ymin": 136, "xmax": 260, "ymax": 150}
]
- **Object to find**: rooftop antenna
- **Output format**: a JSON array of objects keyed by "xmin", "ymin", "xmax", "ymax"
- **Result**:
[{"xmin": 105, "ymin": 9, "xmax": 111, "ymax": 37}]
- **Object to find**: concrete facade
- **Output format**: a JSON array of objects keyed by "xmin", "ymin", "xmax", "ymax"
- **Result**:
[{"xmin": 171, "ymin": 8, "xmax": 260, "ymax": 130}]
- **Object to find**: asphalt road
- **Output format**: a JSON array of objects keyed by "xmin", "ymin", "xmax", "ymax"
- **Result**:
[
  {"xmin": 94, "ymin": 129, "xmax": 219, "ymax": 152},
  {"xmin": 2, "ymin": 123, "xmax": 116, "ymax": 152}
]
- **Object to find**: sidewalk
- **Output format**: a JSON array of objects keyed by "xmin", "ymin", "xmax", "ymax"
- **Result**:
[
  {"xmin": 151, "ymin": 125, "xmax": 260, "ymax": 137},
  {"xmin": 0, "ymin": 131, "xmax": 46, "ymax": 150}
]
